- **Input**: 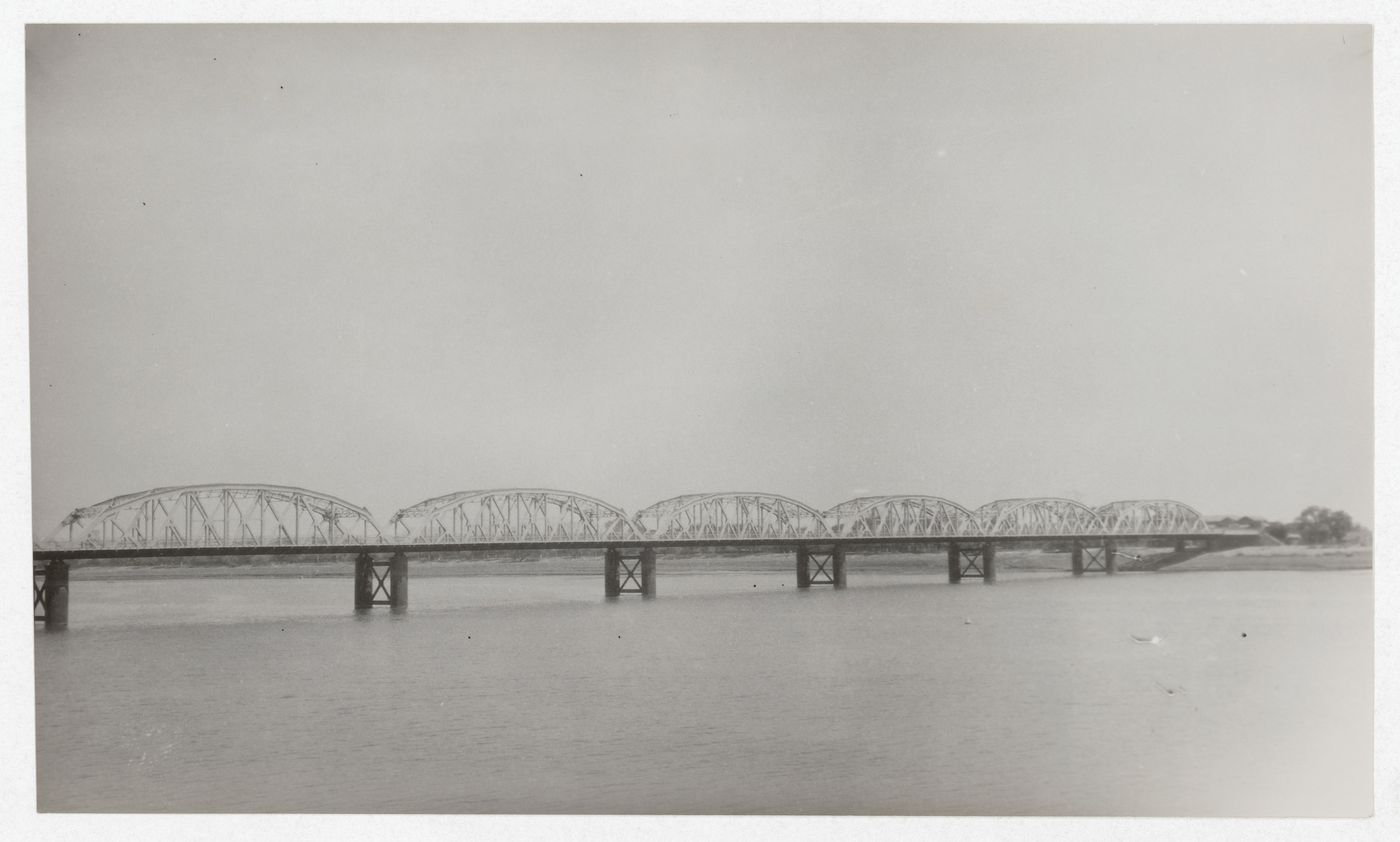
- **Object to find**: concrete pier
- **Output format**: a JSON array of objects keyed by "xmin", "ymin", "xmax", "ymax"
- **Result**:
[
  {"xmin": 354, "ymin": 553, "xmax": 374, "ymax": 609},
  {"xmin": 947, "ymin": 543, "xmax": 962, "ymax": 584},
  {"xmin": 796, "ymin": 547, "xmax": 811, "ymax": 588},
  {"xmin": 604, "ymin": 548, "xmax": 621, "ymax": 597},
  {"xmin": 389, "ymin": 552, "xmax": 408, "ymax": 610},
  {"xmin": 640, "ymin": 547, "xmax": 656, "ymax": 597},
  {"xmin": 832, "ymin": 546, "xmax": 847, "ymax": 588},
  {"xmin": 1071, "ymin": 540, "xmax": 1085, "ymax": 576},
  {"xmin": 982, "ymin": 542, "xmax": 997, "ymax": 584},
  {"xmin": 37, "ymin": 560, "xmax": 69, "ymax": 629},
  {"xmin": 1105, "ymin": 541, "xmax": 1118, "ymax": 575}
]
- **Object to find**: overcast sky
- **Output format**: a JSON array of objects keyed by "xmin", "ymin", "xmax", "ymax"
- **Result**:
[{"xmin": 24, "ymin": 23, "xmax": 1373, "ymax": 536}]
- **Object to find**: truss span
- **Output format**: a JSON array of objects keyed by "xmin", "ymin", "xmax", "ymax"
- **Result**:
[
  {"xmin": 388, "ymin": 489, "xmax": 641, "ymax": 543},
  {"xmin": 43, "ymin": 484, "xmax": 384, "ymax": 550},
  {"xmin": 824, "ymin": 495, "xmax": 978, "ymax": 538},
  {"xmin": 1096, "ymin": 500, "xmax": 1211, "ymax": 535},
  {"xmin": 635, "ymin": 493, "xmax": 832, "ymax": 541},
  {"xmin": 974, "ymin": 498, "xmax": 1107, "ymax": 537}
]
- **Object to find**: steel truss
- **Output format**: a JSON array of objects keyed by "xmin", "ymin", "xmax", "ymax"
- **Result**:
[
  {"xmin": 1095, "ymin": 500, "xmax": 1210, "ymax": 534},
  {"xmin": 635, "ymin": 493, "xmax": 830, "ymax": 540},
  {"xmin": 824, "ymin": 495, "xmax": 977, "ymax": 538},
  {"xmin": 390, "ymin": 489, "xmax": 640, "ymax": 544},
  {"xmin": 42, "ymin": 484, "xmax": 383, "ymax": 550},
  {"xmin": 974, "ymin": 498, "xmax": 1107, "ymax": 537},
  {"xmin": 40, "ymin": 487, "xmax": 1220, "ymax": 554}
]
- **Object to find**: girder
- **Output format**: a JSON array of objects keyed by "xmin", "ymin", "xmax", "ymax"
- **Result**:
[
  {"xmin": 973, "ymin": 498, "xmax": 1107, "ymax": 537},
  {"xmin": 1095, "ymin": 500, "xmax": 1210, "ymax": 535},
  {"xmin": 43, "ymin": 484, "xmax": 384, "ymax": 550},
  {"xmin": 635, "ymin": 492, "xmax": 831, "ymax": 540},
  {"xmin": 388, "ymin": 489, "xmax": 641, "ymax": 544},
  {"xmin": 824, "ymin": 495, "xmax": 978, "ymax": 538}
]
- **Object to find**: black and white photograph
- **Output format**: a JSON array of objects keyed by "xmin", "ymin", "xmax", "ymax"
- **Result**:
[{"xmin": 3, "ymin": 2, "xmax": 1394, "ymax": 839}]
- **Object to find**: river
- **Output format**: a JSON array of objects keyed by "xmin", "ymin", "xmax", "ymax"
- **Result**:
[{"xmin": 34, "ymin": 565, "xmax": 1372, "ymax": 815}]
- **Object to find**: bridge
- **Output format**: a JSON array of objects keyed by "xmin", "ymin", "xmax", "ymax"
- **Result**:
[{"xmin": 33, "ymin": 484, "xmax": 1233, "ymax": 627}]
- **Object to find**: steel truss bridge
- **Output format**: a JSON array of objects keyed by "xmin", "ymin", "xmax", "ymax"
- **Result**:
[
  {"xmin": 34, "ymin": 484, "xmax": 1234, "ymax": 626},
  {"xmin": 35, "ymin": 484, "xmax": 1215, "ymax": 556}
]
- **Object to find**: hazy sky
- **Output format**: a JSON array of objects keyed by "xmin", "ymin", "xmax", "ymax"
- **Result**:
[{"xmin": 25, "ymin": 23, "xmax": 1373, "ymax": 536}]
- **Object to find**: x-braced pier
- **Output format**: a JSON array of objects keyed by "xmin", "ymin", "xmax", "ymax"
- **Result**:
[
  {"xmin": 355, "ymin": 552, "xmax": 408, "ymax": 610},
  {"xmin": 946, "ymin": 541, "xmax": 998, "ymax": 583},
  {"xmin": 604, "ymin": 547, "xmax": 656, "ymax": 597},
  {"xmin": 1070, "ymin": 540, "xmax": 1118, "ymax": 575},
  {"xmin": 796, "ymin": 546, "xmax": 847, "ymax": 588},
  {"xmin": 34, "ymin": 560, "xmax": 69, "ymax": 629}
]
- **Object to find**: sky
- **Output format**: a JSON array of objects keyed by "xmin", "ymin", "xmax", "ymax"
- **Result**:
[{"xmin": 23, "ymin": 23, "xmax": 1374, "ymax": 537}]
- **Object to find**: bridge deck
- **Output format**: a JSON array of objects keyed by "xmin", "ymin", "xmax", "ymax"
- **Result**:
[{"xmin": 33, "ymin": 533, "xmax": 1220, "ymax": 562}]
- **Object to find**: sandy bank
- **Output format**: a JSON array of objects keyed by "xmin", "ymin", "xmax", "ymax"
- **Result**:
[{"xmin": 1163, "ymin": 546, "xmax": 1371, "ymax": 573}]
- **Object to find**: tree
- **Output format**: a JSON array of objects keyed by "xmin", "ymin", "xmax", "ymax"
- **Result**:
[
  {"xmin": 1263, "ymin": 523, "xmax": 1291, "ymax": 542},
  {"xmin": 1295, "ymin": 506, "xmax": 1354, "ymax": 545}
]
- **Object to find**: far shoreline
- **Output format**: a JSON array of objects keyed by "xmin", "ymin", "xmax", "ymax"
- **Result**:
[{"xmin": 60, "ymin": 546, "xmax": 1372, "ymax": 581}]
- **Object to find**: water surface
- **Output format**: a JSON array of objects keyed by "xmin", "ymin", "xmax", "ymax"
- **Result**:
[{"xmin": 35, "ymin": 567, "xmax": 1372, "ymax": 815}]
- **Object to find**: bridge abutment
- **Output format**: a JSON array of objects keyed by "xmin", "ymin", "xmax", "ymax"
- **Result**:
[
  {"xmin": 1071, "ymin": 540, "xmax": 1085, "ymax": 576},
  {"xmin": 1105, "ymin": 541, "xmax": 1118, "ymax": 575},
  {"xmin": 947, "ymin": 543, "xmax": 961, "ymax": 583},
  {"xmin": 832, "ymin": 546, "xmax": 847, "ymax": 588},
  {"xmin": 796, "ymin": 547, "xmax": 811, "ymax": 588},
  {"xmin": 982, "ymin": 542, "xmax": 997, "ymax": 583}
]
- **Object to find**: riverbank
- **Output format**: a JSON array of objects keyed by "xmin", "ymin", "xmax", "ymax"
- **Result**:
[
  {"xmin": 63, "ymin": 544, "xmax": 1370, "ymax": 581},
  {"xmin": 1160, "ymin": 545, "xmax": 1371, "ymax": 573},
  {"xmin": 66, "ymin": 550, "xmax": 1046, "ymax": 581}
]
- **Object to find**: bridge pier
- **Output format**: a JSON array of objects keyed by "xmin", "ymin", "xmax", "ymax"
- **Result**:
[
  {"xmin": 34, "ymin": 560, "xmax": 69, "ymax": 629},
  {"xmin": 389, "ymin": 552, "xmax": 408, "ymax": 611},
  {"xmin": 354, "ymin": 553, "xmax": 397, "ymax": 609},
  {"xmin": 797, "ymin": 546, "xmax": 843, "ymax": 588},
  {"xmin": 640, "ymin": 548, "xmax": 656, "ymax": 597},
  {"xmin": 605, "ymin": 548, "xmax": 654, "ymax": 597},
  {"xmin": 1074, "ymin": 541, "xmax": 1121, "ymax": 575},
  {"xmin": 949, "ymin": 542, "xmax": 990, "ymax": 582},
  {"xmin": 354, "ymin": 553, "xmax": 374, "ymax": 609},
  {"xmin": 604, "ymin": 548, "xmax": 621, "ymax": 597}
]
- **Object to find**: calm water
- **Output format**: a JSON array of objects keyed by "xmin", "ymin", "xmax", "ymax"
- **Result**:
[{"xmin": 35, "ymin": 567, "xmax": 1372, "ymax": 815}]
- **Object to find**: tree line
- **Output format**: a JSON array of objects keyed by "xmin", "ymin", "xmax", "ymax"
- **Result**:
[{"xmin": 1263, "ymin": 506, "xmax": 1358, "ymax": 545}]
